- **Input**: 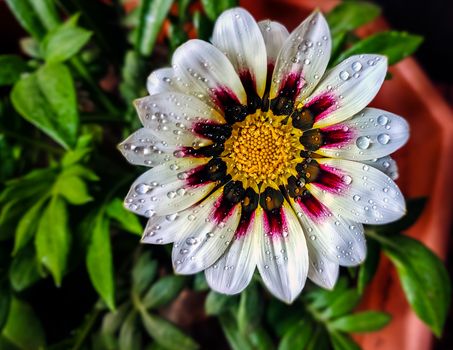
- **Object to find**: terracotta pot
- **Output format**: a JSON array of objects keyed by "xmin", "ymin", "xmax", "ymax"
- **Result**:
[{"xmin": 241, "ymin": 0, "xmax": 453, "ymax": 349}]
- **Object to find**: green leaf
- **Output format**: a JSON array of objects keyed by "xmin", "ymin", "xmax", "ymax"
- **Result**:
[
  {"xmin": 29, "ymin": 0, "xmax": 59, "ymax": 31},
  {"xmin": 327, "ymin": 2, "xmax": 381, "ymax": 35},
  {"xmin": 0, "ymin": 280, "xmax": 11, "ymax": 331},
  {"xmin": 201, "ymin": 0, "xmax": 237, "ymax": 21},
  {"xmin": 13, "ymin": 199, "xmax": 47, "ymax": 255},
  {"xmin": 305, "ymin": 278, "xmax": 349, "ymax": 310},
  {"xmin": 106, "ymin": 198, "xmax": 142, "ymax": 235},
  {"xmin": 1, "ymin": 298, "xmax": 46, "ymax": 350},
  {"xmin": 0, "ymin": 168, "xmax": 55, "ymax": 203},
  {"xmin": 143, "ymin": 276, "xmax": 186, "ymax": 309},
  {"xmin": 61, "ymin": 134, "xmax": 94, "ymax": 167},
  {"xmin": 20, "ymin": 37, "xmax": 42, "ymax": 58},
  {"xmin": 334, "ymin": 31, "xmax": 423, "ymax": 66},
  {"xmin": 131, "ymin": 251, "xmax": 158, "ymax": 296},
  {"xmin": 218, "ymin": 313, "xmax": 253, "ymax": 350},
  {"xmin": 101, "ymin": 302, "xmax": 130, "ymax": 335},
  {"xmin": 41, "ymin": 16, "xmax": 93, "ymax": 63},
  {"xmin": 205, "ymin": 291, "xmax": 237, "ymax": 316},
  {"xmin": 5, "ymin": 0, "xmax": 46, "ymax": 39},
  {"xmin": 329, "ymin": 311, "xmax": 391, "ymax": 333},
  {"xmin": 61, "ymin": 164, "xmax": 98, "ymax": 181},
  {"xmin": 54, "ymin": 175, "xmax": 92, "ymax": 205},
  {"xmin": 119, "ymin": 50, "xmax": 147, "ymax": 105},
  {"xmin": 381, "ymin": 235, "xmax": 451, "ymax": 336},
  {"xmin": 193, "ymin": 11, "xmax": 213, "ymax": 41},
  {"xmin": 266, "ymin": 299, "xmax": 301, "ymax": 337},
  {"xmin": 168, "ymin": 23, "xmax": 188, "ymax": 53},
  {"xmin": 329, "ymin": 332, "xmax": 360, "ymax": 350},
  {"xmin": 86, "ymin": 214, "xmax": 115, "ymax": 310},
  {"xmin": 320, "ymin": 289, "xmax": 361, "ymax": 319},
  {"xmin": 247, "ymin": 327, "xmax": 274, "ymax": 350},
  {"xmin": 140, "ymin": 312, "xmax": 199, "ymax": 350},
  {"xmin": 237, "ymin": 283, "xmax": 261, "ymax": 334},
  {"xmin": 9, "ymin": 247, "xmax": 42, "ymax": 292},
  {"xmin": 278, "ymin": 320, "xmax": 314, "ymax": 350},
  {"xmin": 119, "ymin": 311, "xmax": 141, "ymax": 350},
  {"xmin": 11, "ymin": 63, "xmax": 79, "ymax": 149},
  {"xmin": 193, "ymin": 272, "xmax": 209, "ymax": 291},
  {"xmin": 136, "ymin": 0, "xmax": 173, "ymax": 56},
  {"xmin": 0, "ymin": 55, "xmax": 28, "ymax": 86},
  {"xmin": 35, "ymin": 196, "xmax": 70, "ymax": 286},
  {"xmin": 357, "ymin": 239, "xmax": 381, "ymax": 294}
]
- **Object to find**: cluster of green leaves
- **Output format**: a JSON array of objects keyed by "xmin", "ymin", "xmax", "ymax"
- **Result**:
[
  {"xmin": 0, "ymin": 0, "xmax": 450, "ymax": 349},
  {"xmin": 204, "ymin": 278, "xmax": 390, "ymax": 350}
]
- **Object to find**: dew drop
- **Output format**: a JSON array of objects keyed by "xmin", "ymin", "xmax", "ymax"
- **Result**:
[
  {"xmin": 352, "ymin": 61, "xmax": 362, "ymax": 72},
  {"xmin": 377, "ymin": 115, "xmax": 389, "ymax": 126},
  {"xmin": 339, "ymin": 70, "xmax": 350, "ymax": 81},
  {"xmin": 353, "ymin": 195, "xmax": 361, "ymax": 202},
  {"xmin": 377, "ymin": 133, "xmax": 390, "ymax": 145},
  {"xmin": 135, "ymin": 183, "xmax": 152, "ymax": 194},
  {"xmin": 186, "ymin": 237, "xmax": 198, "ymax": 245},
  {"xmin": 356, "ymin": 136, "xmax": 371, "ymax": 149},
  {"xmin": 342, "ymin": 175, "xmax": 352, "ymax": 185}
]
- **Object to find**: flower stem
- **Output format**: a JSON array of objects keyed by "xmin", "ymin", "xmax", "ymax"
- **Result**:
[{"xmin": 71, "ymin": 307, "xmax": 102, "ymax": 350}]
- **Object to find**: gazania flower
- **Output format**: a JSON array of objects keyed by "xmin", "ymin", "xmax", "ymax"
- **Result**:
[{"xmin": 119, "ymin": 8, "xmax": 408, "ymax": 302}]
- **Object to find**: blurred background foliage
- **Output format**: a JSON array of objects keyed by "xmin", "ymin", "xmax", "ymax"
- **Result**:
[{"xmin": 0, "ymin": 0, "xmax": 450, "ymax": 349}]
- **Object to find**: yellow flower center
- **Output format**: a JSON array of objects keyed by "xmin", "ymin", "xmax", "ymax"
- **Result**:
[{"xmin": 222, "ymin": 111, "xmax": 303, "ymax": 191}]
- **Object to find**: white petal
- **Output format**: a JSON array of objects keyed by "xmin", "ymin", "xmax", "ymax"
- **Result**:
[
  {"xmin": 212, "ymin": 8, "xmax": 267, "ymax": 97},
  {"xmin": 118, "ymin": 128, "xmax": 175, "ymax": 167},
  {"xmin": 205, "ymin": 211, "xmax": 259, "ymax": 295},
  {"xmin": 290, "ymin": 196, "xmax": 366, "ymax": 266},
  {"xmin": 270, "ymin": 11, "xmax": 331, "ymax": 101},
  {"xmin": 309, "ymin": 55, "xmax": 387, "ymax": 129},
  {"xmin": 317, "ymin": 108, "xmax": 409, "ymax": 160},
  {"xmin": 363, "ymin": 156, "xmax": 399, "ymax": 180},
  {"xmin": 258, "ymin": 20, "xmax": 289, "ymax": 66},
  {"xmin": 308, "ymin": 158, "xmax": 406, "ymax": 224},
  {"xmin": 257, "ymin": 204, "xmax": 309, "ymax": 303},
  {"xmin": 307, "ymin": 246, "xmax": 339, "ymax": 289},
  {"xmin": 124, "ymin": 158, "xmax": 215, "ymax": 216},
  {"xmin": 172, "ymin": 190, "xmax": 241, "ymax": 274},
  {"xmin": 172, "ymin": 39, "xmax": 246, "ymax": 109},
  {"xmin": 135, "ymin": 92, "xmax": 225, "ymax": 127},
  {"xmin": 146, "ymin": 68, "xmax": 180, "ymax": 95},
  {"xmin": 142, "ymin": 212, "xmax": 186, "ymax": 245}
]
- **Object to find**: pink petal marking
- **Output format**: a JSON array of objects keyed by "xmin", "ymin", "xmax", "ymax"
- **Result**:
[
  {"xmin": 312, "ymin": 164, "xmax": 348, "ymax": 194},
  {"xmin": 320, "ymin": 124, "xmax": 356, "ymax": 149},
  {"xmin": 278, "ymin": 72, "xmax": 304, "ymax": 101},
  {"xmin": 211, "ymin": 194, "xmax": 237, "ymax": 224},
  {"xmin": 306, "ymin": 93, "xmax": 336, "ymax": 123},
  {"xmin": 295, "ymin": 193, "xmax": 329, "ymax": 222},
  {"xmin": 263, "ymin": 208, "xmax": 288, "ymax": 238},
  {"xmin": 234, "ymin": 210, "xmax": 255, "ymax": 238}
]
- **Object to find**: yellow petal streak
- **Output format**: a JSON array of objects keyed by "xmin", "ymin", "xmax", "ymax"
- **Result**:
[{"xmin": 222, "ymin": 111, "xmax": 303, "ymax": 192}]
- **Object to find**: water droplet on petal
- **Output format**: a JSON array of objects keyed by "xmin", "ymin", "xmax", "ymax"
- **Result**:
[
  {"xmin": 339, "ymin": 71, "xmax": 350, "ymax": 81},
  {"xmin": 352, "ymin": 61, "xmax": 362, "ymax": 72},
  {"xmin": 377, "ymin": 115, "xmax": 388, "ymax": 125},
  {"xmin": 186, "ymin": 237, "xmax": 198, "ymax": 245},
  {"xmin": 342, "ymin": 175, "xmax": 352, "ymax": 185},
  {"xmin": 377, "ymin": 133, "xmax": 390, "ymax": 145},
  {"xmin": 135, "ymin": 183, "xmax": 152, "ymax": 194},
  {"xmin": 356, "ymin": 136, "xmax": 371, "ymax": 149}
]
